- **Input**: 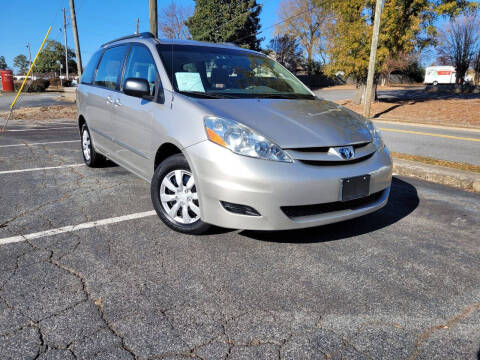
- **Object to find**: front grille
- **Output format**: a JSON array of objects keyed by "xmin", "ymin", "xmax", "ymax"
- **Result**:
[
  {"xmin": 285, "ymin": 142, "xmax": 370, "ymax": 153},
  {"xmin": 281, "ymin": 190, "xmax": 384, "ymax": 219},
  {"xmin": 298, "ymin": 152, "xmax": 374, "ymax": 166}
]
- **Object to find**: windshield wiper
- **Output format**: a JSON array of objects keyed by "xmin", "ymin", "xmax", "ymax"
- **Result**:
[
  {"xmin": 179, "ymin": 91, "xmax": 234, "ymax": 99},
  {"xmin": 257, "ymin": 93, "xmax": 311, "ymax": 99}
]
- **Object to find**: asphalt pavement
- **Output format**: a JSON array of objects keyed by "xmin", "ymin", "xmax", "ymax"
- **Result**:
[
  {"xmin": 1, "ymin": 118, "xmax": 479, "ymax": 359},
  {"xmin": 376, "ymin": 120, "xmax": 480, "ymax": 166},
  {"xmin": 0, "ymin": 92, "xmax": 72, "ymax": 111}
]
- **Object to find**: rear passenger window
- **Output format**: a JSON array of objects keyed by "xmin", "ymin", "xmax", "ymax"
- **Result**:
[
  {"xmin": 80, "ymin": 49, "xmax": 103, "ymax": 84},
  {"xmin": 123, "ymin": 45, "xmax": 158, "ymax": 96},
  {"xmin": 94, "ymin": 45, "xmax": 128, "ymax": 90}
]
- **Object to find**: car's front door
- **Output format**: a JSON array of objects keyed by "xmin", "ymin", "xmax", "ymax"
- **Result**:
[{"xmin": 112, "ymin": 44, "xmax": 160, "ymax": 180}]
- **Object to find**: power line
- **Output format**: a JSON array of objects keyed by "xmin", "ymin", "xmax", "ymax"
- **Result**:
[{"xmin": 235, "ymin": 7, "xmax": 311, "ymax": 45}]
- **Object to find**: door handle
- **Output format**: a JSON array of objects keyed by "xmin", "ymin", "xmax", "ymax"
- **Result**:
[
  {"xmin": 106, "ymin": 96, "xmax": 113, "ymax": 104},
  {"xmin": 113, "ymin": 98, "xmax": 122, "ymax": 107}
]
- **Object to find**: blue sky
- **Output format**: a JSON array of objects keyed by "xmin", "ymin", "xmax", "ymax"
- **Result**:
[{"xmin": 0, "ymin": 0, "xmax": 281, "ymax": 73}]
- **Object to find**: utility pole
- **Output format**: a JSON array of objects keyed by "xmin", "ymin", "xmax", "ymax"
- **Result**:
[
  {"xmin": 56, "ymin": 60, "xmax": 63, "ymax": 87},
  {"xmin": 26, "ymin": 43, "xmax": 32, "ymax": 80},
  {"xmin": 63, "ymin": 8, "xmax": 69, "ymax": 81},
  {"xmin": 69, "ymin": 0, "xmax": 83, "ymax": 77},
  {"xmin": 149, "ymin": 0, "xmax": 158, "ymax": 37},
  {"xmin": 363, "ymin": 0, "xmax": 383, "ymax": 118},
  {"xmin": 136, "ymin": 17, "xmax": 139, "ymax": 34}
]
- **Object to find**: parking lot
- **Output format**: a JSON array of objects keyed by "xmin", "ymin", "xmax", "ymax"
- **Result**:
[{"xmin": 1, "ymin": 118, "xmax": 479, "ymax": 359}]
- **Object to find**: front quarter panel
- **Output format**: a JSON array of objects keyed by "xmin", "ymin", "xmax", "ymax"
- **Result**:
[{"xmin": 149, "ymin": 91, "xmax": 210, "ymax": 178}]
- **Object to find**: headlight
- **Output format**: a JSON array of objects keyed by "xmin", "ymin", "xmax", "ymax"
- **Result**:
[
  {"xmin": 204, "ymin": 116, "xmax": 293, "ymax": 162},
  {"xmin": 365, "ymin": 120, "xmax": 384, "ymax": 150}
]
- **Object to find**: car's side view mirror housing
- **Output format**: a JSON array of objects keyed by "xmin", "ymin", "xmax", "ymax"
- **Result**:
[{"xmin": 123, "ymin": 78, "xmax": 150, "ymax": 98}]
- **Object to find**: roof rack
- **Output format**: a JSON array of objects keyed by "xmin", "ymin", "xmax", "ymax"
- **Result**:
[{"xmin": 101, "ymin": 32, "xmax": 155, "ymax": 47}]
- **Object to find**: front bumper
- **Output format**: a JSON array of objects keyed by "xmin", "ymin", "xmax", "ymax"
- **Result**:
[{"xmin": 184, "ymin": 141, "xmax": 393, "ymax": 231}]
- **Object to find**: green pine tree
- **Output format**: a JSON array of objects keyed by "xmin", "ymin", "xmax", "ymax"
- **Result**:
[
  {"xmin": 0, "ymin": 56, "xmax": 7, "ymax": 70},
  {"xmin": 186, "ymin": 0, "xmax": 263, "ymax": 50}
]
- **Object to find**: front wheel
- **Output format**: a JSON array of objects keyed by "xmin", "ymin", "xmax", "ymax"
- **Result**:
[{"xmin": 151, "ymin": 154, "xmax": 210, "ymax": 235}]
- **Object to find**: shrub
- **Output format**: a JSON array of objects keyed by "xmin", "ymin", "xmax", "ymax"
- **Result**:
[
  {"xmin": 13, "ymin": 81, "xmax": 23, "ymax": 92},
  {"xmin": 49, "ymin": 78, "xmax": 60, "ymax": 86},
  {"xmin": 50, "ymin": 78, "xmax": 73, "ymax": 87},
  {"xmin": 29, "ymin": 79, "xmax": 50, "ymax": 92},
  {"xmin": 13, "ymin": 79, "xmax": 49, "ymax": 92}
]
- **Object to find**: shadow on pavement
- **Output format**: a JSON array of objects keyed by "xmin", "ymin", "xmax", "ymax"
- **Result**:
[
  {"xmin": 240, "ymin": 177, "xmax": 419, "ymax": 244},
  {"xmin": 371, "ymin": 88, "xmax": 480, "ymax": 119},
  {"xmin": 379, "ymin": 88, "xmax": 480, "ymax": 101}
]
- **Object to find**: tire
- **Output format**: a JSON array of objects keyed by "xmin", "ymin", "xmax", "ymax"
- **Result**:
[
  {"xmin": 432, "ymin": 81, "xmax": 438, "ymax": 86},
  {"xmin": 151, "ymin": 153, "xmax": 210, "ymax": 235},
  {"xmin": 81, "ymin": 124, "xmax": 106, "ymax": 167}
]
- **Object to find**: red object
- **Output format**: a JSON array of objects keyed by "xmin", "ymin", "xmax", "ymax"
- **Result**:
[
  {"xmin": 437, "ymin": 71, "xmax": 452, "ymax": 76},
  {"xmin": 1, "ymin": 70, "xmax": 14, "ymax": 92}
]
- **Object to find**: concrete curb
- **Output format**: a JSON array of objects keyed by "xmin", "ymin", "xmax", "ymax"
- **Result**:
[{"xmin": 393, "ymin": 158, "xmax": 480, "ymax": 193}]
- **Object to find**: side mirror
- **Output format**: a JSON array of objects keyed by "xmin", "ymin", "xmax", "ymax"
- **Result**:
[{"xmin": 123, "ymin": 78, "xmax": 150, "ymax": 98}]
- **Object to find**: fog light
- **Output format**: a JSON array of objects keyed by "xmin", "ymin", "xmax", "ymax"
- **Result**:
[{"xmin": 220, "ymin": 201, "xmax": 261, "ymax": 216}]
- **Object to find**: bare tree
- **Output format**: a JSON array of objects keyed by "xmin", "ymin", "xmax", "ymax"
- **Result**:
[
  {"xmin": 380, "ymin": 52, "xmax": 416, "ymax": 86},
  {"xmin": 436, "ymin": 13, "xmax": 480, "ymax": 84},
  {"xmin": 473, "ymin": 51, "xmax": 480, "ymax": 85},
  {"xmin": 159, "ymin": 0, "xmax": 192, "ymax": 39},
  {"xmin": 276, "ymin": 0, "xmax": 332, "ymax": 75},
  {"xmin": 268, "ymin": 35, "xmax": 303, "ymax": 72}
]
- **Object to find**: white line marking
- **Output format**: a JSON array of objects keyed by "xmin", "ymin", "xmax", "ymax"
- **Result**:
[
  {"xmin": 0, "ymin": 211, "xmax": 157, "ymax": 246},
  {"xmin": 0, "ymin": 163, "xmax": 85, "ymax": 175},
  {"xmin": 0, "ymin": 140, "xmax": 78, "ymax": 148},
  {"xmin": 3, "ymin": 126, "xmax": 76, "ymax": 132}
]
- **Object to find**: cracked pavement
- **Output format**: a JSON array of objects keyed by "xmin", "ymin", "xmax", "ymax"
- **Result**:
[{"xmin": 0, "ymin": 118, "xmax": 479, "ymax": 359}]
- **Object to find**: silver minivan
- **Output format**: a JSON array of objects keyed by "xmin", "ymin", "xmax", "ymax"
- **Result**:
[{"xmin": 77, "ymin": 32, "xmax": 392, "ymax": 234}]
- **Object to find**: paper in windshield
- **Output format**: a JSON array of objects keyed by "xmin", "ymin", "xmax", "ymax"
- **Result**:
[{"xmin": 175, "ymin": 72, "xmax": 205, "ymax": 92}]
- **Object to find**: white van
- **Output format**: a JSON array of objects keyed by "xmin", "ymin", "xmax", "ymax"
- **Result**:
[{"xmin": 424, "ymin": 66, "xmax": 456, "ymax": 85}]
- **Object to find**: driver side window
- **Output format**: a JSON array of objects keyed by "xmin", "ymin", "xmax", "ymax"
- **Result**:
[{"xmin": 123, "ymin": 45, "xmax": 158, "ymax": 97}]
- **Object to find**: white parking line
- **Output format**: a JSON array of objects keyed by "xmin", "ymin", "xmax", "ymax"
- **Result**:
[
  {"xmin": 3, "ymin": 126, "xmax": 76, "ymax": 132},
  {"xmin": 0, "ymin": 164, "xmax": 85, "ymax": 175},
  {"xmin": 0, "ymin": 211, "xmax": 157, "ymax": 246},
  {"xmin": 0, "ymin": 140, "xmax": 78, "ymax": 148}
]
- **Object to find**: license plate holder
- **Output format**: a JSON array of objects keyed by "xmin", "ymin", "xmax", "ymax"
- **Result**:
[{"xmin": 342, "ymin": 175, "xmax": 370, "ymax": 201}]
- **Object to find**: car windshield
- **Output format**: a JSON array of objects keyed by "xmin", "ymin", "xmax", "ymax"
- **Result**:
[{"xmin": 157, "ymin": 44, "xmax": 315, "ymax": 100}]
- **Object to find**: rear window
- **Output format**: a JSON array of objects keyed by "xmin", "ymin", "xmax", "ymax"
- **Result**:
[
  {"xmin": 80, "ymin": 49, "xmax": 103, "ymax": 84},
  {"xmin": 94, "ymin": 45, "xmax": 129, "ymax": 90}
]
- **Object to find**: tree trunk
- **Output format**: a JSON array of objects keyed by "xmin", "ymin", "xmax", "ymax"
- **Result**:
[
  {"xmin": 381, "ymin": 75, "xmax": 386, "ymax": 87},
  {"xmin": 353, "ymin": 83, "xmax": 377, "ymax": 105}
]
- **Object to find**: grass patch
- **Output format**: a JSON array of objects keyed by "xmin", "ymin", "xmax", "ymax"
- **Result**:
[{"xmin": 391, "ymin": 152, "xmax": 480, "ymax": 173}]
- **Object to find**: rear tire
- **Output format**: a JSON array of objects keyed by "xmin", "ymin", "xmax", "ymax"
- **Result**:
[
  {"xmin": 432, "ymin": 81, "xmax": 438, "ymax": 86},
  {"xmin": 151, "ymin": 153, "xmax": 210, "ymax": 235},
  {"xmin": 81, "ymin": 124, "xmax": 106, "ymax": 167}
]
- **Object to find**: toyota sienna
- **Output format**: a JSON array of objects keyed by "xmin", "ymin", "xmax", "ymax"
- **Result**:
[{"xmin": 77, "ymin": 32, "xmax": 392, "ymax": 234}]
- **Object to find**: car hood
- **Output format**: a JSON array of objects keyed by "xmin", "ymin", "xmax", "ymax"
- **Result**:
[{"xmin": 194, "ymin": 98, "xmax": 372, "ymax": 148}]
